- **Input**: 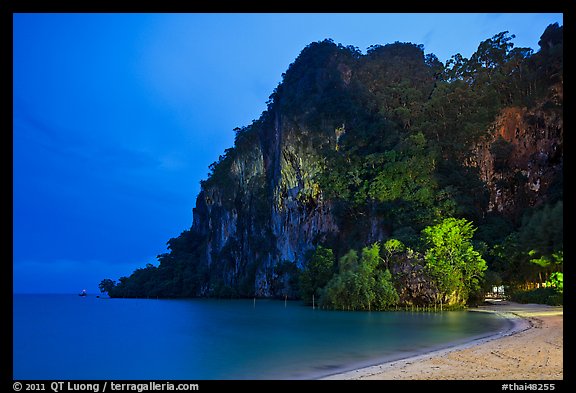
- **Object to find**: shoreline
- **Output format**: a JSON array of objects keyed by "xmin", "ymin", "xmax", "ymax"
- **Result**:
[{"xmin": 321, "ymin": 301, "xmax": 563, "ymax": 380}]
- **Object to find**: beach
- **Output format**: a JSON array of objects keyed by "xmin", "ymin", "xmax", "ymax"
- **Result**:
[{"xmin": 323, "ymin": 301, "xmax": 563, "ymax": 380}]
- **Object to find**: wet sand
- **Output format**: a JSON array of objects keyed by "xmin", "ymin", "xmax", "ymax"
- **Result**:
[{"xmin": 322, "ymin": 301, "xmax": 563, "ymax": 380}]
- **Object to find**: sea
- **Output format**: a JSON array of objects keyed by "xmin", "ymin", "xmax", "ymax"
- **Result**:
[{"xmin": 13, "ymin": 294, "xmax": 511, "ymax": 380}]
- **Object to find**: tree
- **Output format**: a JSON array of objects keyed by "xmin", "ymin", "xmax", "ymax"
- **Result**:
[
  {"xmin": 322, "ymin": 243, "xmax": 398, "ymax": 310},
  {"xmin": 373, "ymin": 268, "xmax": 399, "ymax": 310},
  {"xmin": 547, "ymin": 272, "xmax": 563, "ymax": 294},
  {"xmin": 422, "ymin": 218, "xmax": 487, "ymax": 305},
  {"xmin": 98, "ymin": 279, "xmax": 116, "ymax": 295},
  {"xmin": 338, "ymin": 249, "xmax": 359, "ymax": 273},
  {"xmin": 470, "ymin": 31, "xmax": 515, "ymax": 72},
  {"xmin": 382, "ymin": 238, "xmax": 405, "ymax": 269},
  {"xmin": 538, "ymin": 23, "xmax": 563, "ymax": 52},
  {"xmin": 299, "ymin": 246, "xmax": 335, "ymax": 304},
  {"xmin": 493, "ymin": 201, "xmax": 564, "ymax": 290},
  {"xmin": 529, "ymin": 250, "xmax": 563, "ymax": 288}
]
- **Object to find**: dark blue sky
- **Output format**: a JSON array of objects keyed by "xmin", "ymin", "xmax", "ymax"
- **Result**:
[{"xmin": 13, "ymin": 13, "xmax": 563, "ymax": 294}]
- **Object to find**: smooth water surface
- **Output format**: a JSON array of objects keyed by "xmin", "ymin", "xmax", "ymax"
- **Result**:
[{"xmin": 13, "ymin": 294, "xmax": 510, "ymax": 379}]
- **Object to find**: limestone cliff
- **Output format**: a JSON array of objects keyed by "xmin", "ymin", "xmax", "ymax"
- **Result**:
[
  {"xmin": 192, "ymin": 93, "xmax": 341, "ymax": 297},
  {"xmin": 188, "ymin": 37, "xmax": 563, "ymax": 297},
  {"xmin": 108, "ymin": 26, "xmax": 563, "ymax": 299}
]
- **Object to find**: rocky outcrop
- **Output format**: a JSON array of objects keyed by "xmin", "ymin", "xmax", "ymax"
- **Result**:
[
  {"xmin": 188, "ymin": 38, "xmax": 563, "ymax": 297},
  {"xmin": 191, "ymin": 107, "xmax": 341, "ymax": 297},
  {"xmin": 187, "ymin": 41, "xmax": 358, "ymax": 297},
  {"xmin": 470, "ymin": 85, "xmax": 562, "ymax": 216},
  {"xmin": 108, "ymin": 27, "xmax": 563, "ymax": 300}
]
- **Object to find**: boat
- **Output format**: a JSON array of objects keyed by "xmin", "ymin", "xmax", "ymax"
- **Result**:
[{"xmin": 79, "ymin": 289, "xmax": 87, "ymax": 297}]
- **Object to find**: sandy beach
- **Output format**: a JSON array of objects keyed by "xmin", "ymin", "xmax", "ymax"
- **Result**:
[{"xmin": 323, "ymin": 301, "xmax": 563, "ymax": 380}]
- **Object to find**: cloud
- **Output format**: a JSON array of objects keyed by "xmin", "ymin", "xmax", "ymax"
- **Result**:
[
  {"xmin": 14, "ymin": 101, "xmax": 162, "ymax": 173},
  {"xmin": 13, "ymin": 99, "xmax": 195, "ymax": 237}
]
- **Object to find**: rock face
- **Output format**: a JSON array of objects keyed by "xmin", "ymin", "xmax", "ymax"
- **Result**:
[
  {"xmin": 192, "ymin": 110, "xmax": 340, "ymax": 297},
  {"xmin": 107, "ymin": 25, "xmax": 563, "ymax": 300},
  {"xmin": 471, "ymin": 84, "xmax": 563, "ymax": 216},
  {"xmin": 188, "ymin": 41, "xmax": 358, "ymax": 297}
]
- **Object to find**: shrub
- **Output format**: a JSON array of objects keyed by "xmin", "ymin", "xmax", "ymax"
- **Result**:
[{"xmin": 509, "ymin": 287, "xmax": 562, "ymax": 306}]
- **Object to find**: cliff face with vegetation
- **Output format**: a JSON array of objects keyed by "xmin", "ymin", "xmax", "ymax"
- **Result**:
[
  {"xmin": 472, "ymin": 93, "xmax": 563, "ymax": 216},
  {"xmin": 191, "ymin": 107, "xmax": 341, "ymax": 297},
  {"xmin": 105, "ymin": 24, "xmax": 563, "ymax": 304}
]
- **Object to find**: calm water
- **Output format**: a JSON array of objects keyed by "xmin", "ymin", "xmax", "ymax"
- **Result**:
[{"xmin": 13, "ymin": 294, "xmax": 510, "ymax": 380}]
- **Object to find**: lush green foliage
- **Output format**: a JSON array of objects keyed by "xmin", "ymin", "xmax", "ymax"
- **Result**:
[
  {"xmin": 490, "ymin": 201, "xmax": 563, "ymax": 290},
  {"xmin": 422, "ymin": 218, "xmax": 487, "ymax": 305},
  {"xmin": 312, "ymin": 27, "xmax": 565, "ymax": 245},
  {"xmin": 304, "ymin": 218, "xmax": 486, "ymax": 309},
  {"xmin": 299, "ymin": 246, "xmax": 336, "ymax": 304},
  {"xmin": 508, "ymin": 287, "xmax": 562, "ymax": 306},
  {"xmin": 322, "ymin": 243, "xmax": 399, "ymax": 310},
  {"xmin": 547, "ymin": 272, "xmax": 563, "ymax": 293}
]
